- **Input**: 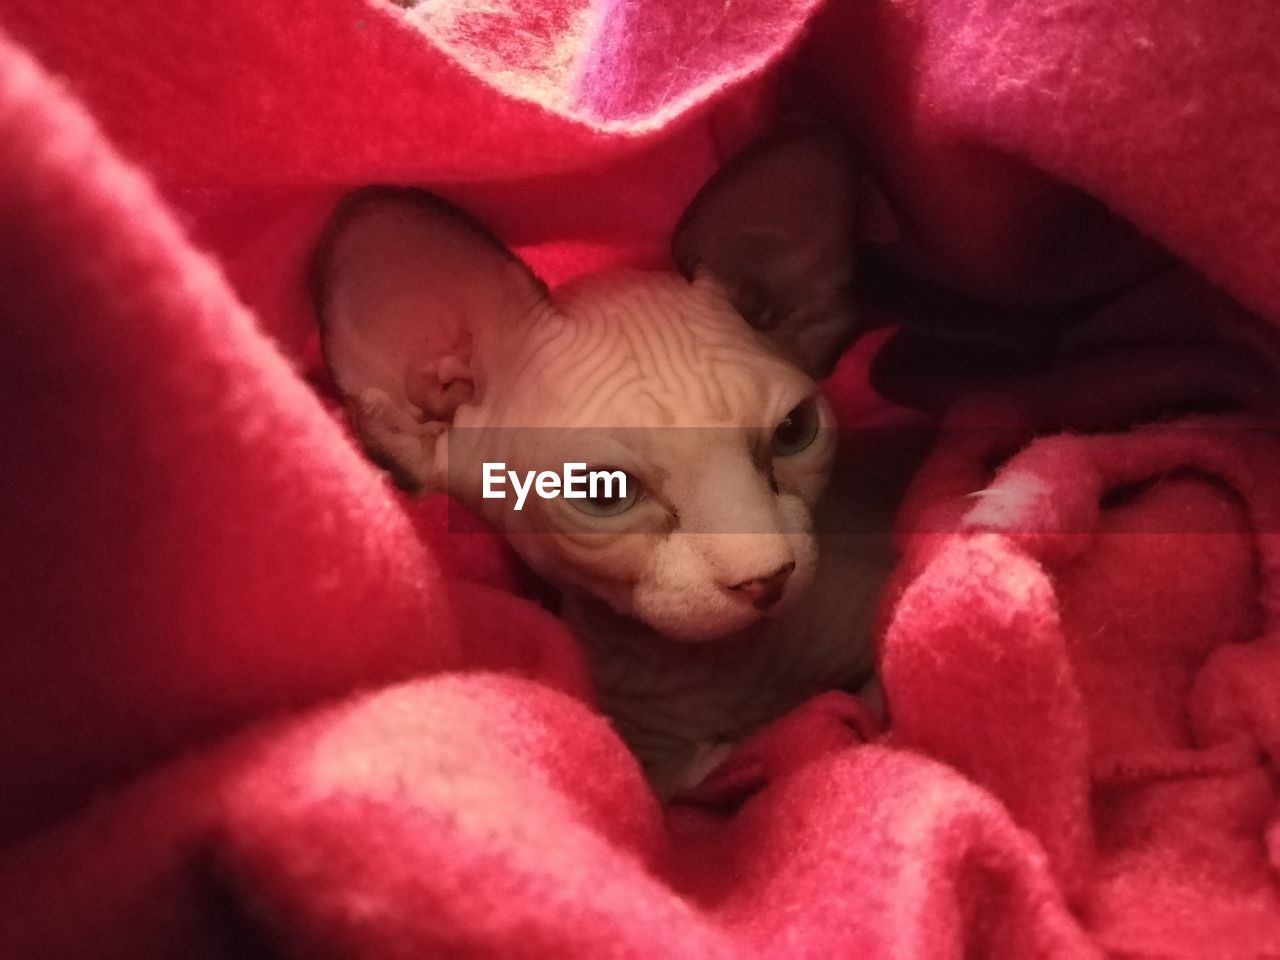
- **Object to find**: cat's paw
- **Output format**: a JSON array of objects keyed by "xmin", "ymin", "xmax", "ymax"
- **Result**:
[{"xmin": 672, "ymin": 741, "xmax": 739, "ymax": 794}]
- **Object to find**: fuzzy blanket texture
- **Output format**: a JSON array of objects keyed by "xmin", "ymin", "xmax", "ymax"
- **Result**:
[{"xmin": 2, "ymin": 0, "xmax": 1280, "ymax": 957}]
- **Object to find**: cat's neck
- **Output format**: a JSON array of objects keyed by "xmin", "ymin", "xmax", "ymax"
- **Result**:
[{"xmin": 560, "ymin": 556, "xmax": 881, "ymax": 793}]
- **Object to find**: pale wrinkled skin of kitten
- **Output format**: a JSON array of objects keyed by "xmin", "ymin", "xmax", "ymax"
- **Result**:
[
  {"xmin": 446, "ymin": 271, "xmax": 831, "ymax": 643},
  {"xmin": 317, "ymin": 133, "xmax": 895, "ymax": 794}
]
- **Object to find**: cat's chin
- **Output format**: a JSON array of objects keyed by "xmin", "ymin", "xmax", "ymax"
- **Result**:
[
  {"xmin": 634, "ymin": 600, "xmax": 794, "ymax": 645},
  {"xmin": 563, "ymin": 573, "xmax": 812, "ymax": 645}
]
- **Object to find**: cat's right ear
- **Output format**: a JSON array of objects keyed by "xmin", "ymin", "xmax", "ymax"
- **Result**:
[
  {"xmin": 312, "ymin": 188, "xmax": 548, "ymax": 492},
  {"xmin": 671, "ymin": 128, "xmax": 862, "ymax": 379}
]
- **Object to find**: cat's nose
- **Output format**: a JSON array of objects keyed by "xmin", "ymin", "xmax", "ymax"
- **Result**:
[{"xmin": 727, "ymin": 561, "xmax": 795, "ymax": 611}]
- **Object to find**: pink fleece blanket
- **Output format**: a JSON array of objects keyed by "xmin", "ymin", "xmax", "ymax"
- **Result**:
[{"xmin": 3, "ymin": 1, "xmax": 1280, "ymax": 957}]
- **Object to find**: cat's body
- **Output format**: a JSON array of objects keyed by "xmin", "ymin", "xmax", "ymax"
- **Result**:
[{"xmin": 314, "ymin": 130, "xmax": 899, "ymax": 793}]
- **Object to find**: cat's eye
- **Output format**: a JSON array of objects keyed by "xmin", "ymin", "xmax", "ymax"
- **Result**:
[
  {"xmin": 568, "ymin": 469, "xmax": 641, "ymax": 518},
  {"xmin": 771, "ymin": 398, "xmax": 821, "ymax": 456}
]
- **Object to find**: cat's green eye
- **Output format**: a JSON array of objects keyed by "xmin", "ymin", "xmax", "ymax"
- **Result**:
[
  {"xmin": 771, "ymin": 398, "xmax": 821, "ymax": 456},
  {"xmin": 569, "ymin": 470, "xmax": 640, "ymax": 518}
]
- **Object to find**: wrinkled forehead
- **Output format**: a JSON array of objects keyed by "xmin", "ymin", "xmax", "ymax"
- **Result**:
[{"xmin": 504, "ymin": 270, "xmax": 812, "ymax": 429}]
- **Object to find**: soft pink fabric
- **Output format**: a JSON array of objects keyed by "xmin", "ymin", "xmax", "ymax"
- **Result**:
[
  {"xmin": 2, "ymin": 0, "xmax": 1280, "ymax": 958},
  {"xmin": 885, "ymin": 352, "xmax": 1280, "ymax": 958},
  {"xmin": 799, "ymin": 0, "xmax": 1280, "ymax": 316},
  {"xmin": 0, "ymin": 0, "xmax": 800, "ymax": 358}
]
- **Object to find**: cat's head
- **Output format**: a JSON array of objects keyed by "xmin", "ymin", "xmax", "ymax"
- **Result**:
[{"xmin": 314, "ymin": 130, "xmax": 862, "ymax": 641}]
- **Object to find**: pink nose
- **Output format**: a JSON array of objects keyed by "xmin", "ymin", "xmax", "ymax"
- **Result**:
[{"xmin": 727, "ymin": 561, "xmax": 795, "ymax": 611}]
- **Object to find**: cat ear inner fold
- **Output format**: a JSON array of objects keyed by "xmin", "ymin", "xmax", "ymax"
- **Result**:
[
  {"xmin": 672, "ymin": 129, "xmax": 861, "ymax": 379},
  {"xmin": 313, "ymin": 188, "xmax": 547, "ymax": 492}
]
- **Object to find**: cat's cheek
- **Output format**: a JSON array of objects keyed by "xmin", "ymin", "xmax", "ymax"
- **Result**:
[
  {"xmin": 501, "ymin": 519, "xmax": 654, "ymax": 617},
  {"xmin": 628, "ymin": 541, "xmax": 761, "ymax": 642},
  {"xmin": 761, "ymin": 499, "xmax": 819, "ymax": 614},
  {"xmin": 773, "ymin": 530, "xmax": 820, "ymax": 615},
  {"xmin": 773, "ymin": 449, "xmax": 833, "ymax": 505}
]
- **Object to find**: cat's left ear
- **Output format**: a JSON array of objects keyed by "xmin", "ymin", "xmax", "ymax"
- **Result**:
[{"xmin": 672, "ymin": 128, "xmax": 861, "ymax": 379}]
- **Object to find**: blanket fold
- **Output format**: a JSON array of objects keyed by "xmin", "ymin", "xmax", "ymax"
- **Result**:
[{"xmin": 885, "ymin": 348, "xmax": 1280, "ymax": 956}]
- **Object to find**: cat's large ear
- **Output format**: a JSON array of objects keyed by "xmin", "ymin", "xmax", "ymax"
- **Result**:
[
  {"xmin": 672, "ymin": 128, "xmax": 860, "ymax": 379},
  {"xmin": 313, "ymin": 188, "xmax": 547, "ymax": 491}
]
